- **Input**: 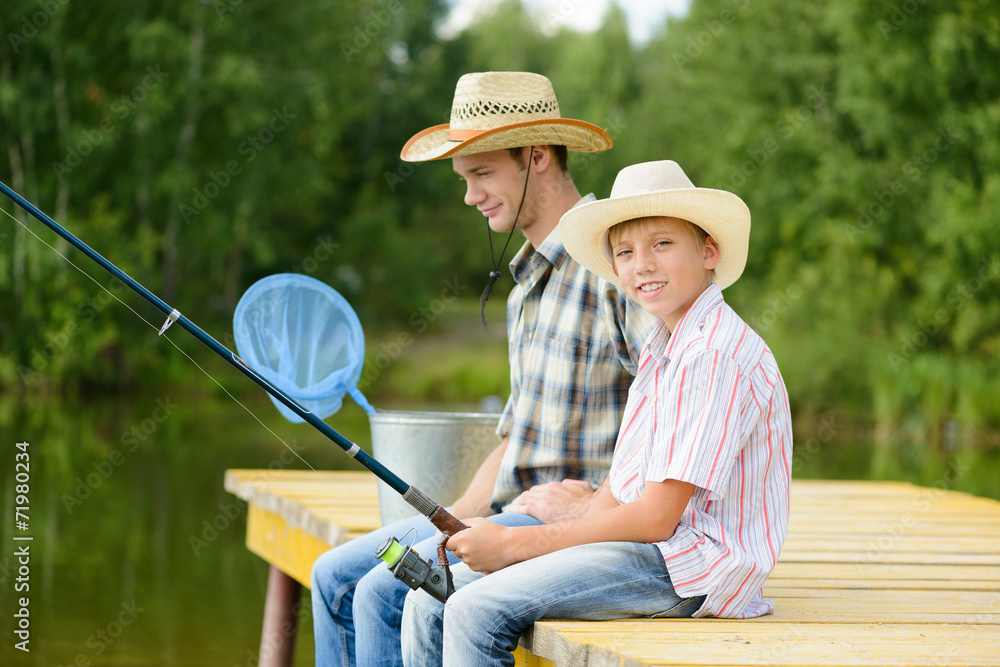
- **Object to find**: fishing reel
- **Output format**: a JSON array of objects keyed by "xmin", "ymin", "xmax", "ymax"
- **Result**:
[{"xmin": 376, "ymin": 536, "xmax": 453, "ymax": 603}]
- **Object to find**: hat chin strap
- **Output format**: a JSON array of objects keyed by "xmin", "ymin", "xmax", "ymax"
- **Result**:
[{"xmin": 479, "ymin": 147, "xmax": 532, "ymax": 330}]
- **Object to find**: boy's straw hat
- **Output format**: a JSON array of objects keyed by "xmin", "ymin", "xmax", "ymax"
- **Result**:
[
  {"xmin": 400, "ymin": 72, "xmax": 612, "ymax": 162},
  {"xmin": 559, "ymin": 161, "xmax": 751, "ymax": 289}
]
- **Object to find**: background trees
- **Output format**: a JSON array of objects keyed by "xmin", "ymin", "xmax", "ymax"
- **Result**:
[{"xmin": 2, "ymin": 0, "xmax": 998, "ymax": 440}]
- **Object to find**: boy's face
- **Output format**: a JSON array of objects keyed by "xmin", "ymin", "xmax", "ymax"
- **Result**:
[
  {"xmin": 452, "ymin": 149, "xmax": 537, "ymax": 235},
  {"xmin": 611, "ymin": 216, "xmax": 720, "ymax": 332}
]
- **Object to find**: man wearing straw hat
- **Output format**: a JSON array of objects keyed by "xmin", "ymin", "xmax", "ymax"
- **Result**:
[{"xmin": 311, "ymin": 71, "xmax": 655, "ymax": 667}]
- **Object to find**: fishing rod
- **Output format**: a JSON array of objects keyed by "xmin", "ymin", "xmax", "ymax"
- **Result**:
[{"xmin": 0, "ymin": 180, "xmax": 468, "ymax": 541}]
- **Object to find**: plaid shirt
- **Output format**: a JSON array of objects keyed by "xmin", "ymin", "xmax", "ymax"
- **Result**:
[{"xmin": 493, "ymin": 195, "xmax": 657, "ymax": 506}]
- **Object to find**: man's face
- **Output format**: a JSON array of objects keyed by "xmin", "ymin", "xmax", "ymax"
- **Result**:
[{"xmin": 452, "ymin": 149, "xmax": 534, "ymax": 235}]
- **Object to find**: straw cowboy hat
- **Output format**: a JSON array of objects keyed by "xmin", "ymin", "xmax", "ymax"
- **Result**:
[
  {"xmin": 400, "ymin": 71, "xmax": 612, "ymax": 162},
  {"xmin": 559, "ymin": 160, "xmax": 751, "ymax": 289}
]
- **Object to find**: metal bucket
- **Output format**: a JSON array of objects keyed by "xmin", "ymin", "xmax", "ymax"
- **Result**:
[{"xmin": 368, "ymin": 410, "xmax": 501, "ymax": 526}]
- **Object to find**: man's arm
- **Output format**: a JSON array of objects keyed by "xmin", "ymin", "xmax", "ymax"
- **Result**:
[
  {"xmin": 448, "ymin": 436, "xmax": 508, "ymax": 520},
  {"xmin": 505, "ymin": 478, "xmax": 610, "ymax": 523}
]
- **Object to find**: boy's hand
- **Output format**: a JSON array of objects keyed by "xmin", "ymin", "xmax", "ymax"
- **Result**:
[
  {"xmin": 504, "ymin": 479, "xmax": 595, "ymax": 522},
  {"xmin": 446, "ymin": 517, "xmax": 512, "ymax": 573}
]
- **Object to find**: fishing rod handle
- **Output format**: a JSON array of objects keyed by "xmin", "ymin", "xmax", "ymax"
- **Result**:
[
  {"xmin": 402, "ymin": 485, "xmax": 468, "ymax": 536},
  {"xmin": 429, "ymin": 505, "xmax": 468, "ymax": 537}
]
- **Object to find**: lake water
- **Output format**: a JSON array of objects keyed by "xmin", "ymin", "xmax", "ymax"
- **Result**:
[{"xmin": 1, "ymin": 391, "xmax": 998, "ymax": 666}]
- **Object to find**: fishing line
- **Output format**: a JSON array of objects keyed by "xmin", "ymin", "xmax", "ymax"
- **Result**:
[
  {"xmin": 0, "ymin": 202, "xmax": 315, "ymax": 471},
  {"xmin": 1, "ymin": 180, "xmax": 468, "ymax": 539}
]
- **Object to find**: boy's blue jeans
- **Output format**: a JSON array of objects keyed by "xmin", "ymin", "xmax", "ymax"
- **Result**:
[
  {"xmin": 401, "ymin": 541, "xmax": 705, "ymax": 667},
  {"xmin": 310, "ymin": 510, "xmax": 543, "ymax": 667}
]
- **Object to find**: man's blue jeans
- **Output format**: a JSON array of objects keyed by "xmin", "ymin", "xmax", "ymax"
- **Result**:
[
  {"xmin": 311, "ymin": 511, "xmax": 543, "ymax": 667},
  {"xmin": 401, "ymin": 541, "xmax": 705, "ymax": 667}
]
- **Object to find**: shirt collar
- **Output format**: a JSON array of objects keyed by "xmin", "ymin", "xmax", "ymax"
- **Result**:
[
  {"xmin": 647, "ymin": 283, "xmax": 726, "ymax": 360},
  {"xmin": 509, "ymin": 194, "xmax": 597, "ymax": 282}
]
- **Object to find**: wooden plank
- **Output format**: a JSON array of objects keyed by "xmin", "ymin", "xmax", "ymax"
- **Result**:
[
  {"xmin": 769, "ymin": 561, "xmax": 1000, "ymax": 582},
  {"xmin": 762, "ymin": 588, "xmax": 1000, "ymax": 606},
  {"xmin": 227, "ymin": 469, "xmax": 381, "ymax": 545},
  {"xmin": 780, "ymin": 536, "xmax": 1000, "ymax": 553},
  {"xmin": 789, "ymin": 514, "xmax": 1000, "ymax": 526},
  {"xmin": 764, "ymin": 578, "xmax": 999, "ymax": 591},
  {"xmin": 553, "ymin": 639, "xmax": 999, "ymax": 667},
  {"xmin": 745, "ymin": 597, "xmax": 1000, "ymax": 624},
  {"xmin": 777, "ymin": 549, "xmax": 1000, "ymax": 565},
  {"xmin": 514, "ymin": 478, "xmax": 1000, "ymax": 664},
  {"xmin": 531, "ymin": 619, "xmax": 1000, "ymax": 639},
  {"xmin": 525, "ymin": 621, "xmax": 1000, "ymax": 666}
]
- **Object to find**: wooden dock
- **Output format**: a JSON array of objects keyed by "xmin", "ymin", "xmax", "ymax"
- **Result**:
[{"xmin": 225, "ymin": 470, "xmax": 1000, "ymax": 666}]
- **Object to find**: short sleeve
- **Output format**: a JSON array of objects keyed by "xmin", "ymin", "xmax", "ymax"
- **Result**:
[
  {"xmin": 648, "ymin": 349, "xmax": 743, "ymax": 499},
  {"xmin": 496, "ymin": 393, "xmax": 515, "ymax": 438}
]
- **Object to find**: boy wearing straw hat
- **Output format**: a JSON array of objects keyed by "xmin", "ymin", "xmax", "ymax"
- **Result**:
[
  {"xmin": 311, "ymin": 72, "xmax": 656, "ymax": 667},
  {"xmin": 401, "ymin": 160, "xmax": 793, "ymax": 666}
]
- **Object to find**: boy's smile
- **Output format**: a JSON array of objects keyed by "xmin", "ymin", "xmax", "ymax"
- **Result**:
[{"xmin": 611, "ymin": 216, "xmax": 720, "ymax": 332}]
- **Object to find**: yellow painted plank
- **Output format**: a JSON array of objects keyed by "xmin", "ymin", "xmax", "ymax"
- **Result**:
[
  {"xmin": 244, "ymin": 504, "xmax": 338, "ymax": 587},
  {"xmin": 512, "ymin": 647, "xmax": 556, "ymax": 667}
]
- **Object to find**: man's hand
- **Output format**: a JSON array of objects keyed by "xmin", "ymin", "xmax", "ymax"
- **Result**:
[{"xmin": 504, "ymin": 479, "xmax": 596, "ymax": 523}]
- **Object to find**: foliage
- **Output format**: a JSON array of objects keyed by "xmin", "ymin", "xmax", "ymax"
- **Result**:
[{"xmin": 2, "ymin": 0, "xmax": 999, "ymax": 437}]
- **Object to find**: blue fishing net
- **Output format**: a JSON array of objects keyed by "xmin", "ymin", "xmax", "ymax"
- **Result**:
[{"xmin": 233, "ymin": 273, "xmax": 375, "ymax": 422}]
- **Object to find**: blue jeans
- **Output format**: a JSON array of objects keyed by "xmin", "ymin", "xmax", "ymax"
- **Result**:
[
  {"xmin": 401, "ymin": 541, "xmax": 705, "ymax": 667},
  {"xmin": 311, "ymin": 511, "xmax": 543, "ymax": 667}
]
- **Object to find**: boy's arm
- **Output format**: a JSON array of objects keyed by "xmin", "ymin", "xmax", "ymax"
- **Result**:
[
  {"xmin": 584, "ymin": 479, "xmax": 620, "ymax": 516},
  {"xmin": 448, "ymin": 478, "xmax": 695, "ymax": 573},
  {"xmin": 449, "ymin": 437, "xmax": 508, "ymax": 519}
]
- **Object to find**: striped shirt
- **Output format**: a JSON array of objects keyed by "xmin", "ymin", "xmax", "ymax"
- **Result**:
[
  {"xmin": 494, "ymin": 196, "xmax": 658, "ymax": 506},
  {"xmin": 609, "ymin": 284, "xmax": 793, "ymax": 619}
]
